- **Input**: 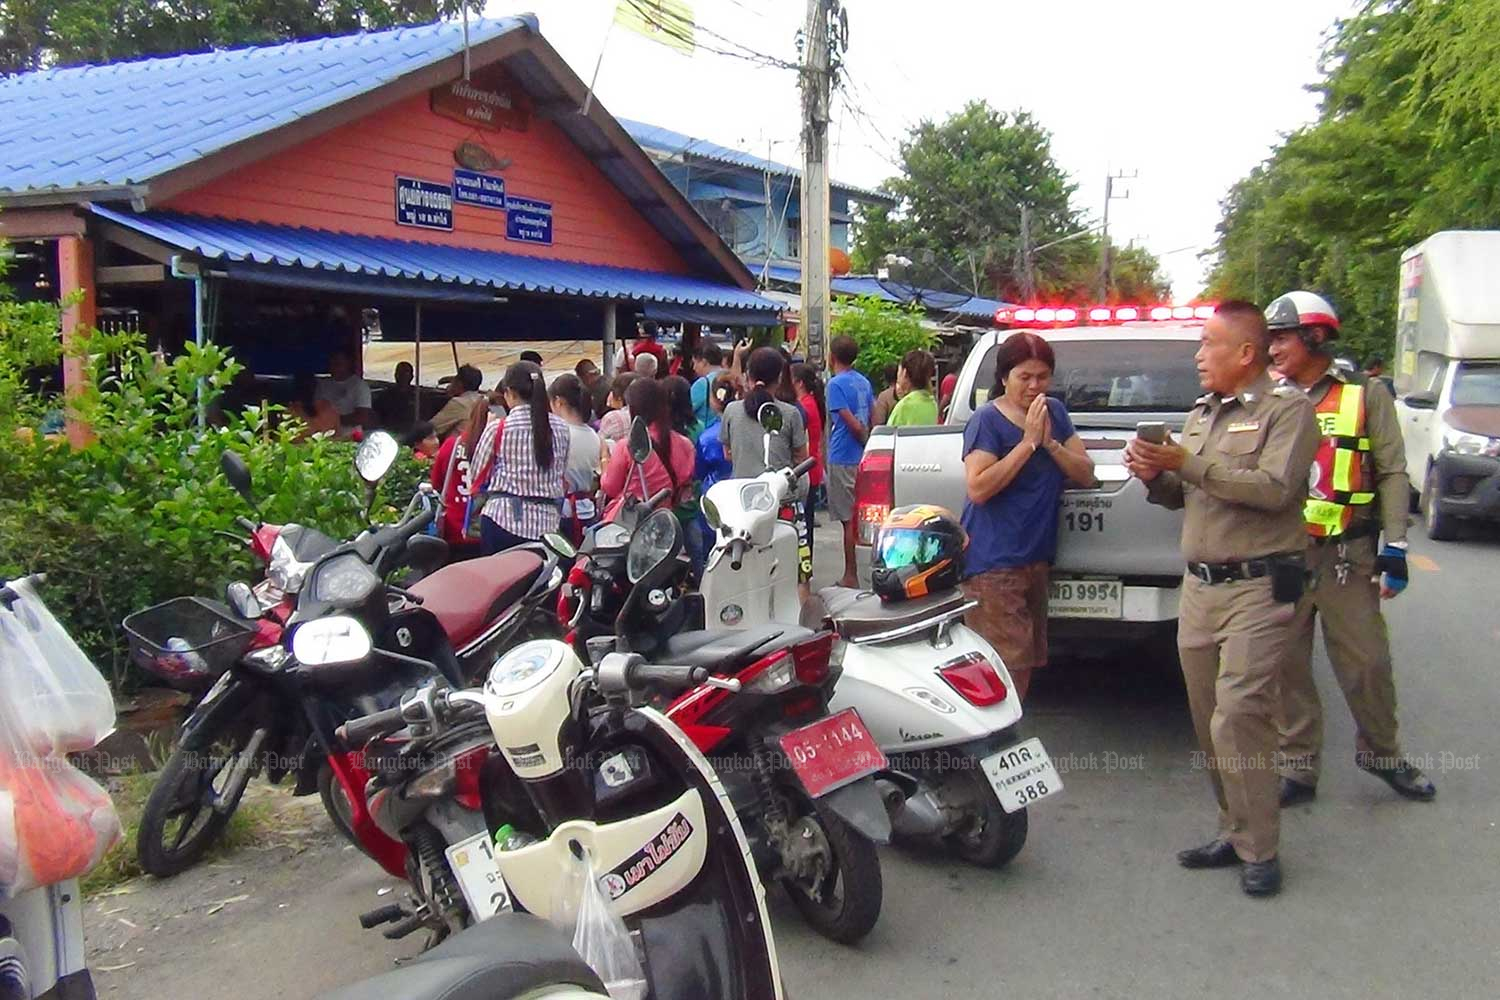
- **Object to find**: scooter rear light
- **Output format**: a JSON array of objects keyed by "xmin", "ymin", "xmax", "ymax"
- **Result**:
[
  {"xmin": 790, "ymin": 632, "xmax": 835, "ymax": 686},
  {"xmin": 780, "ymin": 693, "xmax": 823, "ymax": 721},
  {"xmin": 854, "ymin": 448, "xmax": 895, "ymax": 546},
  {"xmin": 937, "ymin": 655, "xmax": 1008, "ymax": 707},
  {"xmin": 744, "ymin": 653, "xmax": 796, "ymax": 695}
]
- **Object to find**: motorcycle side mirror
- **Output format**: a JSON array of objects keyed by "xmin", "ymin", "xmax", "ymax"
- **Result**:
[
  {"xmin": 225, "ymin": 580, "xmax": 262, "ymax": 620},
  {"xmin": 543, "ymin": 532, "xmax": 577, "ymax": 560},
  {"xmin": 355, "ymin": 431, "xmax": 400, "ymax": 484},
  {"xmin": 627, "ymin": 418, "xmax": 653, "ymax": 465},
  {"xmin": 757, "ymin": 402, "xmax": 783, "ymax": 434},
  {"xmin": 220, "ymin": 451, "xmax": 256, "ymax": 506}
]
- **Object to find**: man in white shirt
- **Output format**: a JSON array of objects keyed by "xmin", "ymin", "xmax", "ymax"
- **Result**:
[{"xmin": 315, "ymin": 349, "xmax": 373, "ymax": 429}]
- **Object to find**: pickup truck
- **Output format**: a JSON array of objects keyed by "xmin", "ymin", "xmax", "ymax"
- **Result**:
[{"xmin": 854, "ymin": 322, "xmax": 1205, "ymax": 643}]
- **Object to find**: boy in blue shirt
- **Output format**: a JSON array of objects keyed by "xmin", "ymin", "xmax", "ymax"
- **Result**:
[{"xmin": 825, "ymin": 335, "xmax": 875, "ymax": 587}]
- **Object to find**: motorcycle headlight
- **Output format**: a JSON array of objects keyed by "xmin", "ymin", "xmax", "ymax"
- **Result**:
[
  {"xmin": 267, "ymin": 533, "xmax": 312, "ymax": 594},
  {"xmin": 701, "ymin": 495, "xmax": 722, "ymax": 530},
  {"xmin": 291, "ymin": 615, "xmax": 372, "ymax": 666},
  {"xmin": 310, "ymin": 554, "xmax": 381, "ymax": 605}
]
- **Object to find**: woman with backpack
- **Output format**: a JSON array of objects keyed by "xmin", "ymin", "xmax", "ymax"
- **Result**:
[
  {"xmin": 599, "ymin": 376, "xmax": 695, "ymax": 522},
  {"xmin": 465, "ymin": 361, "xmax": 571, "ymax": 554}
]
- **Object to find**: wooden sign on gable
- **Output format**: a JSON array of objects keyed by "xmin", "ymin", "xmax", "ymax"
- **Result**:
[{"xmin": 430, "ymin": 66, "xmax": 531, "ymax": 132}]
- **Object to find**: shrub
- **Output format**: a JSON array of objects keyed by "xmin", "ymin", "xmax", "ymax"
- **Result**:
[
  {"xmin": 829, "ymin": 296, "xmax": 935, "ymax": 392},
  {"xmin": 0, "ymin": 265, "xmax": 419, "ymax": 689}
]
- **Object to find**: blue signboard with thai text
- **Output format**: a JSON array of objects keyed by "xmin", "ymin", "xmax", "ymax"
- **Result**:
[
  {"xmin": 505, "ymin": 195, "xmax": 553, "ymax": 245},
  {"xmin": 395, "ymin": 175, "xmax": 454, "ymax": 231},
  {"xmin": 453, "ymin": 169, "xmax": 506, "ymax": 210}
]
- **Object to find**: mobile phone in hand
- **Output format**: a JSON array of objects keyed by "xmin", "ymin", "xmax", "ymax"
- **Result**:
[{"xmin": 1136, "ymin": 421, "xmax": 1168, "ymax": 445}]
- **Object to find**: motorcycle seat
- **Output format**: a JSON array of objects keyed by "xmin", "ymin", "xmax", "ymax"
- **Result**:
[
  {"xmin": 408, "ymin": 550, "xmax": 545, "ymax": 650},
  {"xmin": 812, "ymin": 586, "xmax": 971, "ymax": 643},
  {"xmin": 663, "ymin": 623, "xmax": 816, "ymax": 671},
  {"xmin": 312, "ymin": 912, "xmax": 605, "ymax": 1000}
]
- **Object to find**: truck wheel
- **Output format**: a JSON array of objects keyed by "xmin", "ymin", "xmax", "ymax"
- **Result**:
[{"xmin": 1422, "ymin": 467, "xmax": 1459, "ymax": 541}]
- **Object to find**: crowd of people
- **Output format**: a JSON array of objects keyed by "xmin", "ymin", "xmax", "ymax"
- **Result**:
[{"xmin": 396, "ymin": 323, "xmax": 953, "ymax": 580}]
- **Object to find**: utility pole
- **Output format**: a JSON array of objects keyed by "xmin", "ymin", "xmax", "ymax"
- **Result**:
[
  {"xmin": 1017, "ymin": 203, "xmax": 1036, "ymax": 302},
  {"xmin": 799, "ymin": 0, "xmax": 843, "ymax": 367},
  {"xmin": 1099, "ymin": 169, "xmax": 1136, "ymax": 301}
]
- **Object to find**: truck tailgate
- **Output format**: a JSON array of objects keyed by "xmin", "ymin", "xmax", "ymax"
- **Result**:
[{"xmin": 882, "ymin": 425, "xmax": 1185, "ymax": 579}]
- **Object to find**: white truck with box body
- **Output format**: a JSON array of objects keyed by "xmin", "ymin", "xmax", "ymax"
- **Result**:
[
  {"xmin": 1393, "ymin": 231, "xmax": 1500, "ymax": 539},
  {"xmin": 854, "ymin": 318, "xmax": 1205, "ymax": 648}
]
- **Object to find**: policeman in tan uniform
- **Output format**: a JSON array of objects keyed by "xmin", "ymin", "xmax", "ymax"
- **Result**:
[
  {"xmin": 1126, "ymin": 301, "xmax": 1320, "ymax": 897},
  {"xmin": 1265, "ymin": 291, "xmax": 1436, "ymax": 804}
]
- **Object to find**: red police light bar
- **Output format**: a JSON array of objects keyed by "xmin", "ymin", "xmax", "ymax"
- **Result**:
[{"xmin": 994, "ymin": 304, "xmax": 1215, "ymax": 326}]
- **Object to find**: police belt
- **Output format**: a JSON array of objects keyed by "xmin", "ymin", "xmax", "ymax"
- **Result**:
[
  {"xmin": 1186, "ymin": 553, "xmax": 1302, "ymax": 585},
  {"xmin": 1309, "ymin": 520, "xmax": 1380, "ymax": 546}
]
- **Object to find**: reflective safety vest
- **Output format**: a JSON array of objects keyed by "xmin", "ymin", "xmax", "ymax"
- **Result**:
[{"xmin": 1305, "ymin": 380, "xmax": 1375, "ymax": 537}]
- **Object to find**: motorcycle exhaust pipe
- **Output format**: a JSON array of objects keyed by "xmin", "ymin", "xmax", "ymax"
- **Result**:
[
  {"xmin": 876, "ymin": 778, "xmax": 947, "ymax": 838},
  {"xmin": 359, "ymin": 904, "xmax": 404, "ymax": 929}
]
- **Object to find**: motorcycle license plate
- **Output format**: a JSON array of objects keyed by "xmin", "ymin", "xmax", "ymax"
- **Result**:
[
  {"xmin": 982, "ymin": 738, "xmax": 1063, "ymax": 814},
  {"xmin": 779, "ymin": 709, "xmax": 887, "ymax": 798},
  {"xmin": 445, "ymin": 831, "xmax": 514, "ymax": 921}
]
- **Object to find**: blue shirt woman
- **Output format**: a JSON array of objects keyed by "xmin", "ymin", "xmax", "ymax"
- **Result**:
[{"xmin": 959, "ymin": 332, "xmax": 1094, "ymax": 702}]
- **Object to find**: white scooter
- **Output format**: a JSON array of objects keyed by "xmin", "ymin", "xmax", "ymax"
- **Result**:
[
  {"xmin": 699, "ymin": 405, "xmax": 1062, "ymax": 866},
  {"xmin": 321, "ymin": 516, "xmax": 783, "ymax": 1000}
]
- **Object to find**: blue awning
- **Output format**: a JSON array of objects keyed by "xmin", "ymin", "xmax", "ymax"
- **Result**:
[{"xmin": 90, "ymin": 206, "xmax": 781, "ymax": 320}]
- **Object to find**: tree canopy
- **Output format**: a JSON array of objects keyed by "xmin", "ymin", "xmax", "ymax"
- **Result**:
[
  {"xmin": 1205, "ymin": 0, "xmax": 1500, "ymax": 363},
  {"xmin": 851, "ymin": 100, "xmax": 1169, "ymax": 304},
  {"xmin": 0, "ymin": 0, "xmax": 482, "ymax": 74}
]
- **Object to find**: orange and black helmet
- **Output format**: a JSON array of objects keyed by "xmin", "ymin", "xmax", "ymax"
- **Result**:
[{"xmin": 870, "ymin": 505, "xmax": 966, "ymax": 602}]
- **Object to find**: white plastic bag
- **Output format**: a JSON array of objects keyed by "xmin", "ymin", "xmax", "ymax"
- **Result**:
[
  {"xmin": 0, "ymin": 579, "xmax": 121, "ymax": 895},
  {"xmin": 570, "ymin": 848, "xmax": 647, "ymax": 1000},
  {"xmin": 0, "ymin": 578, "xmax": 115, "ymax": 755}
]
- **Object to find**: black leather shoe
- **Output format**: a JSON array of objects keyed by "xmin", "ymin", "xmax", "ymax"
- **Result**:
[
  {"xmin": 1177, "ymin": 838, "xmax": 1240, "ymax": 869},
  {"xmin": 1241, "ymin": 857, "xmax": 1282, "ymax": 897},
  {"xmin": 1360, "ymin": 759, "xmax": 1436, "ymax": 801},
  {"xmin": 1279, "ymin": 778, "xmax": 1317, "ymax": 808}
]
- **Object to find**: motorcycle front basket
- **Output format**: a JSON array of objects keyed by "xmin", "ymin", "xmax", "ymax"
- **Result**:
[{"xmin": 122, "ymin": 597, "xmax": 256, "ymax": 689}]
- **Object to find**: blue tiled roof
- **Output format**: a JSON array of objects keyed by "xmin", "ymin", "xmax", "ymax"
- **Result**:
[
  {"xmin": 744, "ymin": 261, "xmax": 1007, "ymax": 323},
  {"xmin": 90, "ymin": 206, "xmax": 780, "ymax": 316},
  {"xmin": 620, "ymin": 118, "xmax": 896, "ymax": 205},
  {"xmin": 0, "ymin": 18, "xmax": 529, "ymax": 195}
]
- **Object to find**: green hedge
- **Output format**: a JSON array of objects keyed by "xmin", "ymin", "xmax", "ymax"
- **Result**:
[{"xmin": 0, "ymin": 315, "xmax": 420, "ymax": 689}]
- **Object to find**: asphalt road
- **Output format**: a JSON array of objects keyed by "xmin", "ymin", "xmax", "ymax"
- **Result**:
[{"xmin": 87, "ymin": 520, "xmax": 1500, "ymax": 1000}]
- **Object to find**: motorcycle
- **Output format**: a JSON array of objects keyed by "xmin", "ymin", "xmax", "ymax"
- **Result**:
[
  {"xmin": 329, "ymin": 522, "xmax": 786, "ymax": 997},
  {"xmin": 559, "ymin": 422, "xmax": 886, "ymax": 943},
  {"xmin": 125, "ymin": 432, "xmax": 565, "ymax": 877},
  {"xmin": 702, "ymin": 405, "xmax": 1061, "ymax": 867}
]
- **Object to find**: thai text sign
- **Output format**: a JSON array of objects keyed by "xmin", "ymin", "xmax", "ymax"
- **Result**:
[
  {"xmin": 396, "ymin": 176, "xmax": 453, "ymax": 231},
  {"xmin": 505, "ymin": 195, "xmax": 553, "ymax": 245}
]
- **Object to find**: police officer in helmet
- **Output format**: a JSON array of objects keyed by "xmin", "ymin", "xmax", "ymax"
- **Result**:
[{"xmin": 1265, "ymin": 290, "xmax": 1436, "ymax": 805}]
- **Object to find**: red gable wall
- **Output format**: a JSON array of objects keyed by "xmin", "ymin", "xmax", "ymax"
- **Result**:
[{"xmin": 165, "ymin": 91, "xmax": 690, "ymax": 274}]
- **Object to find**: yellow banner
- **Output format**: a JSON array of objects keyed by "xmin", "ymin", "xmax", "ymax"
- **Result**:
[{"xmin": 614, "ymin": 0, "xmax": 696, "ymax": 55}]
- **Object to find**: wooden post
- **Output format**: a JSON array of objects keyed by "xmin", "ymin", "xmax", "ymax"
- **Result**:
[{"xmin": 58, "ymin": 236, "xmax": 95, "ymax": 447}]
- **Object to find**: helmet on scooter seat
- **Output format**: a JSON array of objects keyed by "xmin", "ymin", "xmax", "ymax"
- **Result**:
[{"xmin": 870, "ymin": 505, "xmax": 966, "ymax": 602}]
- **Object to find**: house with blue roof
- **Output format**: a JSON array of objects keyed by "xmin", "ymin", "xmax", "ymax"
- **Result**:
[
  {"xmin": 619, "ymin": 119, "xmax": 1005, "ymax": 329},
  {"xmin": 0, "ymin": 16, "xmax": 779, "ymax": 434}
]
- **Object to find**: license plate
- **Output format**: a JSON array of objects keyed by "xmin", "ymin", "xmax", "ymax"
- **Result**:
[
  {"xmin": 779, "ymin": 708, "xmax": 888, "ymax": 798},
  {"xmin": 444, "ymin": 831, "xmax": 513, "ymax": 921},
  {"xmin": 982, "ymin": 738, "xmax": 1063, "ymax": 814},
  {"xmin": 1049, "ymin": 578, "xmax": 1123, "ymax": 619}
]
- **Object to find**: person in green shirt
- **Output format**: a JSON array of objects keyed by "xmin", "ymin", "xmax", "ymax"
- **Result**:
[{"xmin": 887, "ymin": 349, "xmax": 939, "ymax": 426}]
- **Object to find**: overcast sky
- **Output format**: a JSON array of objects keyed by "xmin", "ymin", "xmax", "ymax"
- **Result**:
[{"xmin": 489, "ymin": 0, "xmax": 1358, "ymax": 299}]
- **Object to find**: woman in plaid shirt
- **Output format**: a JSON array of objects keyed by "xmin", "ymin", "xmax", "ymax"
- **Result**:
[{"xmin": 466, "ymin": 361, "xmax": 571, "ymax": 554}]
